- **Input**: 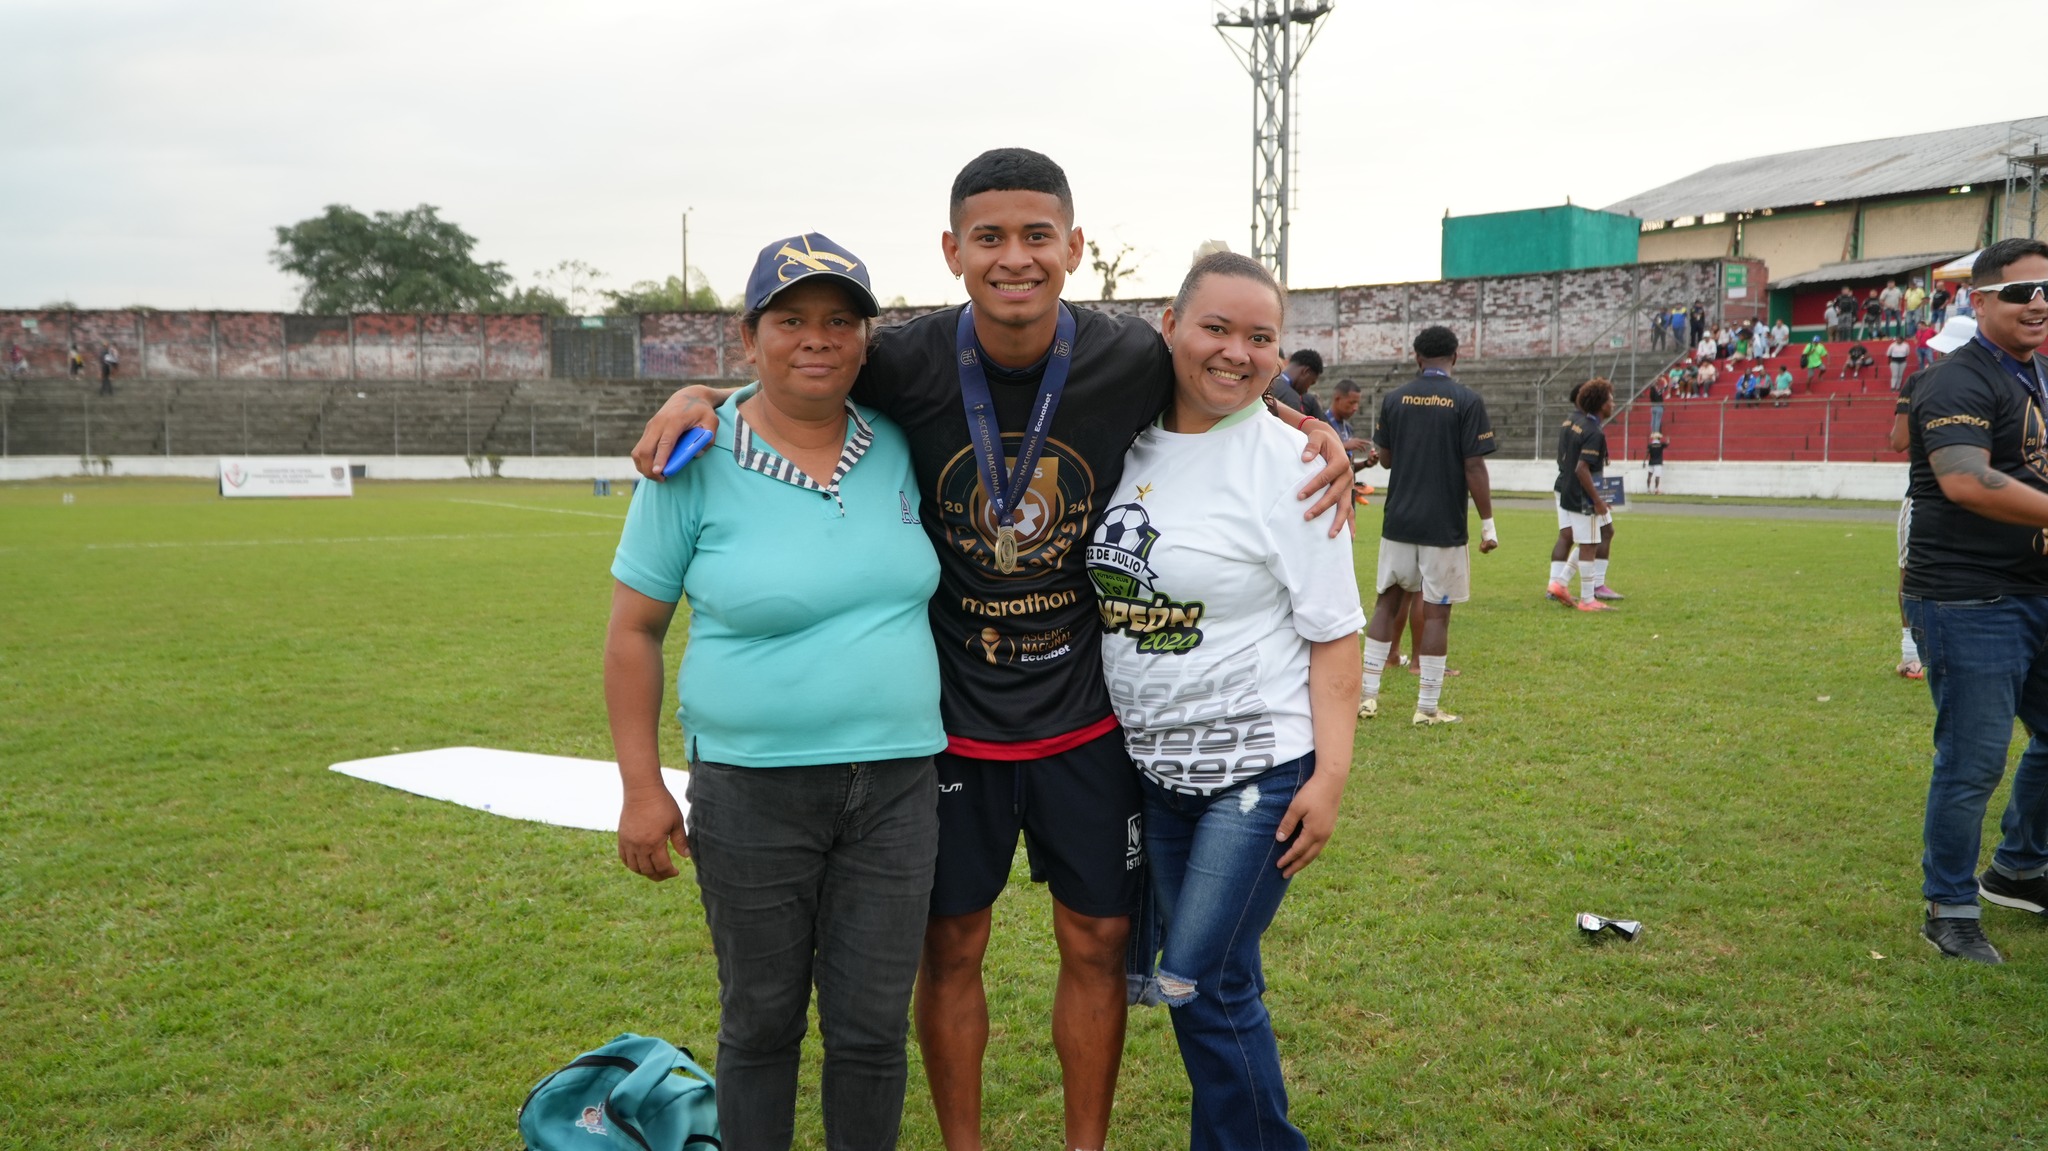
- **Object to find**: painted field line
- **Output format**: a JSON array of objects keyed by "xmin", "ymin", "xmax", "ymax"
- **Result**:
[
  {"xmin": 449, "ymin": 498, "xmax": 627, "ymax": 521},
  {"xmin": 65, "ymin": 529, "xmax": 615, "ymax": 552}
]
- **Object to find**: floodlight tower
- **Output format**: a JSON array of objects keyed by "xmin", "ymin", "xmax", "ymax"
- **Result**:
[{"xmin": 1214, "ymin": 1, "xmax": 1333, "ymax": 285}]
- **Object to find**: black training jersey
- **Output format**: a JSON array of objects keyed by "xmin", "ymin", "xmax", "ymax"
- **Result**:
[
  {"xmin": 1553, "ymin": 411, "xmax": 1606, "ymax": 513},
  {"xmin": 1905, "ymin": 338, "xmax": 2048, "ymax": 600},
  {"xmin": 1372, "ymin": 372, "xmax": 1495, "ymax": 547},
  {"xmin": 853, "ymin": 304, "xmax": 1173, "ymax": 743}
]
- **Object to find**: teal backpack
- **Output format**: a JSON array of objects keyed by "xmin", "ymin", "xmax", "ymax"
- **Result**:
[{"xmin": 519, "ymin": 1033, "xmax": 720, "ymax": 1150}]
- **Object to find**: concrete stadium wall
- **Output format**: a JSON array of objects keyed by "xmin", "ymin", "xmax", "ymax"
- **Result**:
[
  {"xmin": 3, "ymin": 454, "xmax": 1908, "ymax": 501},
  {"xmin": 1742, "ymin": 208, "xmax": 1856, "ymax": 283},
  {"xmin": 1, "ymin": 311, "xmax": 551, "ymax": 380},
  {"xmin": 1639, "ymin": 225, "xmax": 1735, "ymax": 263},
  {"xmin": 1, "ymin": 257, "xmax": 1761, "ymax": 383}
]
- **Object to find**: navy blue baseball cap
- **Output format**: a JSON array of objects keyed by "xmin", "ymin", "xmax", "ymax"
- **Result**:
[{"xmin": 745, "ymin": 232, "xmax": 880, "ymax": 317}]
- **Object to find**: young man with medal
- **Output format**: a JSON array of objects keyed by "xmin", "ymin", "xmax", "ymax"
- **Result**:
[{"xmin": 630, "ymin": 149, "xmax": 1352, "ymax": 1151}]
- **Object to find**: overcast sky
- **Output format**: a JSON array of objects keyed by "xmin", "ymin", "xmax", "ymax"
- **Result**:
[{"xmin": 0, "ymin": 0, "xmax": 2029, "ymax": 312}]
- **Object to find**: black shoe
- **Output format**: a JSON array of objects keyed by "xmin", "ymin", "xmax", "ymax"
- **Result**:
[
  {"xmin": 1979, "ymin": 869, "xmax": 2048, "ymax": 916},
  {"xmin": 1923, "ymin": 915, "xmax": 2004, "ymax": 964}
]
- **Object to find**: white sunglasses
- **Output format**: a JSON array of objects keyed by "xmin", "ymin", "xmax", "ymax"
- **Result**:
[{"xmin": 1969, "ymin": 279, "xmax": 2048, "ymax": 304}]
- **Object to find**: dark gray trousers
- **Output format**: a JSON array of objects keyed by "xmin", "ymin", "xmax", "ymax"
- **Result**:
[{"xmin": 686, "ymin": 756, "xmax": 938, "ymax": 1151}]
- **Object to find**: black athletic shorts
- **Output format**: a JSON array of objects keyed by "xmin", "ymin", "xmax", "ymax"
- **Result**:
[{"xmin": 929, "ymin": 728, "xmax": 1144, "ymax": 919}]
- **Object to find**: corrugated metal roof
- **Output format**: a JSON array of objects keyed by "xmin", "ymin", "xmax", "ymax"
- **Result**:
[
  {"xmin": 1604, "ymin": 117, "xmax": 2048, "ymax": 220},
  {"xmin": 1769, "ymin": 252, "xmax": 1968, "ymax": 289}
]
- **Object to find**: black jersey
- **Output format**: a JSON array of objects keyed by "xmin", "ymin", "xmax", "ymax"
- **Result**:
[
  {"xmin": 1553, "ymin": 411, "xmax": 1606, "ymax": 513},
  {"xmin": 852, "ymin": 304, "xmax": 1173, "ymax": 743},
  {"xmin": 1905, "ymin": 337, "xmax": 2048, "ymax": 600},
  {"xmin": 1372, "ymin": 371, "xmax": 1494, "ymax": 547}
]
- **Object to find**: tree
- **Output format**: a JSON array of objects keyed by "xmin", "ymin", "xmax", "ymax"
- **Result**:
[
  {"xmin": 603, "ymin": 274, "xmax": 724, "ymax": 314},
  {"xmin": 270, "ymin": 204, "xmax": 512, "ymax": 313},
  {"xmin": 1088, "ymin": 239, "xmax": 1142, "ymax": 302},
  {"xmin": 482, "ymin": 286, "xmax": 572, "ymax": 316}
]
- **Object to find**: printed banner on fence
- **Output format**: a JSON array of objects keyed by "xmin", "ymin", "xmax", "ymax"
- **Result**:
[
  {"xmin": 218, "ymin": 457, "xmax": 354, "ymax": 499},
  {"xmin": 1594, "ymin": 474, "xmax": 1627, "ymax": 510}
]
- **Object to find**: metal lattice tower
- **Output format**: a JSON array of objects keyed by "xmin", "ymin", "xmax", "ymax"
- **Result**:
[
  {"xmin": 1214, "ymin": 2, "xmax": 1333, "ymax": 284},
  {"xmin": 2004, "ymin": 124, "xmax": 2048, "ymax": 241}
]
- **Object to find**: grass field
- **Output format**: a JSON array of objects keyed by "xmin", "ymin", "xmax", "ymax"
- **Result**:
[{"xmin": 3, "ymin": 478, "xmax": 2045, "ymax": 1150}]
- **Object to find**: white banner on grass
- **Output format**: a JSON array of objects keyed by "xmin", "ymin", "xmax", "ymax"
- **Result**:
[
  {"xmin": 329, "ymin": 746, "xmax": 689, "ymax": 832},
  {"xmin": 218, "ymin": 457, "xmax": 354, "ymax": 498}
]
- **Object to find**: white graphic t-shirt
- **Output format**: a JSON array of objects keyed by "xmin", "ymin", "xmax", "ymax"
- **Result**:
[{"xmin": 1089, "ymin": 409, "xmax": 1365, "ymax": 795}]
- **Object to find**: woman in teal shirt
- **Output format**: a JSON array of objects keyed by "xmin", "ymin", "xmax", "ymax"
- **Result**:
[{"xmin": 604, "ymin": 234, "xmax": 943, "ymax": 1151}]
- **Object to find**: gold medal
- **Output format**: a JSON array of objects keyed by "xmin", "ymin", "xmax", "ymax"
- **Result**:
[{"xmin": 996, "ymin": 524, "xmax": 1019, "ymax": 574}]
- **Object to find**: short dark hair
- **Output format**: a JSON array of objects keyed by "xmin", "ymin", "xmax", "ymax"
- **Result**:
[
  {"xmin": 949, "ymin": 148, "xmax": 1074, "ymax": 232},
  {"xmin": 1171, "ymin": 251, "xmax": 1286, "ymax": 322},
  {"xmin": 1331, "ymin": 378, "xmax": 1361, "ymax": 396},
  {"xmin": 1286, "ymin": 348, "xmax": 1323, "ymax": 374},
  {"xmin": 1413, "ymin": 326, "xmax": 1459, "ymax": 359},
  {"xmin": 1577, "ymin": 377, "xmax": 1614, "ymax": 414},
  {"xmin": 1973, "ymin": 237, "xmax": 2048, "ymax": 284}
]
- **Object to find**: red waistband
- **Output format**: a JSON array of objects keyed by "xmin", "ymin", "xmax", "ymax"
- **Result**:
[{"xmin": 943, "ymin": 714, "xmax": 1121, "ymax": 762}]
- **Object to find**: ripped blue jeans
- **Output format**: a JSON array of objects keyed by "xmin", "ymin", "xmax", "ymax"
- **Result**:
[{"xmin": 1143, "ymin": 753, "xmax": 1311, "ymax": 1151}]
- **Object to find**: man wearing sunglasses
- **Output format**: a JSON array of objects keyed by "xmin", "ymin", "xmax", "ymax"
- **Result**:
[{"xmin": 1904, "ymin": 237, "xmax": 2048, "ymax": 964}]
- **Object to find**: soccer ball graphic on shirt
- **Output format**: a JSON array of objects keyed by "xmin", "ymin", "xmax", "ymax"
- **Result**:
[{"xmin": 1087, "ymin": 502, "xmax": 1161, "ymax": 601}]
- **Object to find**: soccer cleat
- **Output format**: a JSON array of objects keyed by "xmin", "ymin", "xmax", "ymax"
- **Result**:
[
  {"xmin": 1546, "ymin": 581, "xmax": 1573, "ymax": 604},
  {"xmin": 1896, "ymin": 659, "xmax": 1925, "ymax": 680},
  {"xmin": 1594, "ymin": 584, "xmax": 1626, "ymax": 601},
  {"xmin": 1575, "ymin": 600, "xmax": 1615, "ymax": 613},
  {"xmin": 1979, "ymin": 868, "xmax": 2048, "ymax": 916},
  {"xmin": 1358, "ymin": 696, "xmax": 1378, "ymax": 720},
  {"xmin": 1411, "ymin": 708, "xmax": 1461, "ymax": 726},
  {"xmin": 1922, "ymin": 915, "xmax": 2004, "ymax": 964}
]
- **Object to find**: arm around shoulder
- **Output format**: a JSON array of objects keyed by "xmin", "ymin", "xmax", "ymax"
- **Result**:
[{"xmin": 631, "ymin": 384, "xmax": 739, "ymax": 480}]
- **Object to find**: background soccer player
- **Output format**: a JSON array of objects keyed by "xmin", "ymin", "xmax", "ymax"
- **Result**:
[
  {"xmin": 1359, "ymin": 326, "xmax": 1496, "ymax": 724},
  {"xmin": 1547, "ymin": 379, "xmax": 1615, "ymax": 612}
]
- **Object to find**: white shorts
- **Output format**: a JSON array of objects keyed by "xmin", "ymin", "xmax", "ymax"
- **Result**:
[
  {"xmin": 1376, "ymin": 539, "xmax": 1471, "ymax": 605},
  {"xmin": 1648, "ymin": 464, "xmax": 1664, "ymax": 479},
  {"xmin": 1555, "ymin": 497, "xmax": 1611, "ymax": 544},
  {"xmin": 1897, "ymin": 496, "xmax": 1912, "ymax": 570}
]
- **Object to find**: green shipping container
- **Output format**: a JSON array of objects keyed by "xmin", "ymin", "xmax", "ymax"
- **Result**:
[{"xmin": 1441, "ymin": 205, "xmax": 1641, "ymax": 279}]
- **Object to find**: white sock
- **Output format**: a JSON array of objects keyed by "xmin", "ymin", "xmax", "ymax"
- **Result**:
[
  {"xmin": 1549, "ymin": 560, "xmax": 1568, "ymax": 585},
  {"xmin": 1580, "ymin": 560, "xmax": 1604, "ymax": 604},
  {"xmin": 1362, "ymin": 637, "xmax": 1390, "ymax": 698},
  {"xmin": 1563, "ymin": 555, "xmax": 1579, "ymax": 586},
  {"xmin": 1418, "ymin": 655, "xmax": 1447, "ymax": 713},
  {"xmin": 1901, "ymin": 626, "xmax": 1920, "ymax": 664},
  {"xmin": 1596, "ymin": 558, "xmax": 1612, "ymax": 588}
]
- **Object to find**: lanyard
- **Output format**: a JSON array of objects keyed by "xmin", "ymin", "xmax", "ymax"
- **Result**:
[
  {"xmin": 956, "ymin": 303, "xmax": 1076, "ymax": 573},
  {"xmin": 1974, "ymin": 333, "xmax": 2048, "ymax": 411}
]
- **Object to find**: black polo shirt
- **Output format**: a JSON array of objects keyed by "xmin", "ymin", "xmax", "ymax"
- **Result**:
[{"xmin": 1905, "ymin": 335, "xmax": 2048, "ymax": 600}]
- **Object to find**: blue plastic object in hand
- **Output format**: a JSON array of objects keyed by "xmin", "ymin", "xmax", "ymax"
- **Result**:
[{"xmin": 661, "ymin": 427, "xmax": 714, "ymax": 478}]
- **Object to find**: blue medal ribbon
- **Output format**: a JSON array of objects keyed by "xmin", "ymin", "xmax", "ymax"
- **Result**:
[{"xmin": 956, "ymin": 303, "xmax": 1076, "ymax": 569}]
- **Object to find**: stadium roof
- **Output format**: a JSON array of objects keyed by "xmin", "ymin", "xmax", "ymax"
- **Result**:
[
  {"xmin": 1770, "ymin": 252, "xmax": 1968, "ymax": 290},
  {"xmin": 1605, "ymin": 117, "xmax": 2048, "ymax": 220}
]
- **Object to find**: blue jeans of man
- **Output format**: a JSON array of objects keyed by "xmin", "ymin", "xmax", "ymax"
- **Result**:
[
  {"xmin": 1144, "ymin": 753, "xmax": 1314, "ymax": 1151},
  {"xmin": 687, "ymin": 756, "xmax": 938, "ymax": 1151},
  {"xmin": 1903, "ymin": 595, "xmax": 2048, "ymax": 916},
  {"xmin": 1650, "ymin": 402, "xmax": 1665, "ymax": 435}
]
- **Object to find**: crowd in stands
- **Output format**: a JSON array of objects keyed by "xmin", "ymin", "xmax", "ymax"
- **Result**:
[
  {"xmin": 1640, "ymin": 275, "xmax": 1971, "ymax": 411},
  {"xmin": 1820, "ymin": 277, "xmax": 1964, "ymax": 341}
]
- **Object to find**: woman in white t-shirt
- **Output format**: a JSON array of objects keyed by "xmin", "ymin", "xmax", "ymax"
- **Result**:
[
  {"xmin": 1087, "ymin": 251, "xmax": 1363, "ymax": 1151},
  {"xmin": 1887, "ymin": 336, "xmax": 1914, "ymax": 391}
]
